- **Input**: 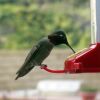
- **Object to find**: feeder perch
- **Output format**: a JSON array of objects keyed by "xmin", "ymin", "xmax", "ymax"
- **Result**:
[{"xmin": 41, "ymin": 0, "xmax": 100, "ymax": 74}]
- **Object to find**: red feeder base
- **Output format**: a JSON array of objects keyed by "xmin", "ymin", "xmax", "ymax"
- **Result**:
[
  {"xmin": 65, "ymin": 43, "xmax": 100, "ymax": 73},
  {"xmin": 41, "ymin": 43, "xmax": 100, "ymax": 74}
]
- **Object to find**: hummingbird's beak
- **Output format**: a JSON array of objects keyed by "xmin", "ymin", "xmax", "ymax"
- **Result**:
[{"xmin": 66, "ymin": 42, "xmax": 75, "ymax": 53}]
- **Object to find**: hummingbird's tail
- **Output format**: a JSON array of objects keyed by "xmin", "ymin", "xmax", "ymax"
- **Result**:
[
  {"xmin": 15, "ymin": 75, "xmax": 20, "ymax": 80},
  {"xmin": 15, "ymin": 65, "xmax": 34, "ymax": 80}
]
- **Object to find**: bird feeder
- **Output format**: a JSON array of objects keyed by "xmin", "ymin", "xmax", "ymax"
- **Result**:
[{"xmin": 41, "ymin": 0, "xmax": 100, "ymax": 73}]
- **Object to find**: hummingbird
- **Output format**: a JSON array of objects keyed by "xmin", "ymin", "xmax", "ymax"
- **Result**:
[{"xmin": 15, "ymin": 30, "xmax": 75, "ymax": 80}]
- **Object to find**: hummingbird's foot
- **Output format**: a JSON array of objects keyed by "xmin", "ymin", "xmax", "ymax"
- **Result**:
[{"xmin": 40, "ymin": 64, "xmax": 47, "ymax": 69}]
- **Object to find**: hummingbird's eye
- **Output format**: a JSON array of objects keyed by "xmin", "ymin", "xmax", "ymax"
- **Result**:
[{"xmin": 59, "ymin": 34, "xmax": 63, "ymax": 37}]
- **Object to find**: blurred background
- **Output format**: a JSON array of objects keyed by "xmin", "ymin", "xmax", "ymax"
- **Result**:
[{"xmin": 0, "ymin": 0, "xmax": 100, "ymax": 100}]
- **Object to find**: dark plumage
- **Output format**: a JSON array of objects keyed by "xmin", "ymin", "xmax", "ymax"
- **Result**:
[{"xmin": 15, "ymin": 30, "xmax": 75, "ymax": 80}]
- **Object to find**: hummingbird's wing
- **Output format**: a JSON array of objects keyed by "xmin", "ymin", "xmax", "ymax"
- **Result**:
[
  {"xmin": 15, "ymin": 44, "xmax": 41, "ymax": 80},
  {"xmin": 24, "ymin": 45, "xmax": 40, "ymax": 65},
  {"xmin": 16, "ymin": 44, "xmax": 41, "ymax": 74}
]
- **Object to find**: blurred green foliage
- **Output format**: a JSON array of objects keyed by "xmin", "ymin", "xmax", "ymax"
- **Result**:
[{"xmin": 0, "ymin": 0, "xmax": 91, "ymax": 50}]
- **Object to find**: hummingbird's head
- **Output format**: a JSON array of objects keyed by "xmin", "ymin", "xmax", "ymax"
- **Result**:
[
  {"xmin": 48, "ymin": 30, "xmax": 68, "ymax": 45},
  {"xmin": 48, "ymin": 30, "xmax": 75, "ymax": 53}
]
